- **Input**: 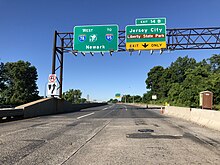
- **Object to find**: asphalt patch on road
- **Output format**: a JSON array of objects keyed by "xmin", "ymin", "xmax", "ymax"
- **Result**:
[
  {"xmin": 126, "ymin": 133, "xmax": 183, "ymax": 139},
  {"xmin": 135, "ymin": 119, "xmax": 148, "ymax": 125},
  {"xmin": 138, "ymin": 129, "xmax": 154, "ymax": 133}
]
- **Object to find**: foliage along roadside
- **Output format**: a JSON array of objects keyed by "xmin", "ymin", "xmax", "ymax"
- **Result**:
[
  {"xmin": 145, "ymin": 54, "xmax": 220, "ymax": 108},
  {"xmin": 0, "ymin": 60, "xmax": 40, "ymax": 106}
]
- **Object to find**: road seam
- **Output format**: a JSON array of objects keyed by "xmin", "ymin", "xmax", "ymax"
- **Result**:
[{"xmin": 60, "ymin": 120, "xmax": 111, "ymax": 165}]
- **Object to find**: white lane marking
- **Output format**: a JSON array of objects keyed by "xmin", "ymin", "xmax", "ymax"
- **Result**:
[
  {"xmin": 102, "ymin": 107, "xmax": 108, "ymax": 111},
  {"xmin": 102, "ymin": 105, "xmax": 114, "ymax": 111},
  {"xmin": 123, "ymin": 106, "xmax": 128, "ymax": 111},
  {"xmin": 77, "ymin": 112, "xmax": 95, "ymax": 119}
]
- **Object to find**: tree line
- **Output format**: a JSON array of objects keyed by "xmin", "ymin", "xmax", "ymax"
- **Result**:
[
  {"xmin": 144, "ymin": 54, "xmax": 220, "ymax": 107},
  {"xmin": 0, "ymin": 60, "xmax": 87, "ymax": 106},
  {"xmin": 0, "ymin": 61, "xmax": 40, "ymax": 106},
  {"xmin": 62, "ymin": 89, "xmax": 87, "ymax": 104},
  {"xmin": 2, "ymin": 54, "xmax": 219, "ymax": 108}
]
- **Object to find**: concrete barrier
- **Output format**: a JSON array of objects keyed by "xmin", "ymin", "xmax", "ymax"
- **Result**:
[
  {"xmin": 15, "ymin": 97, "xmax": 107, "ymax": 118},
  {"xmin": 123, "ymin": 103, "xmax": 220, "ymax": 132},
  {"xmin": 164, "ymin": 106, "xmax": 220, "ymax": 132},
  {"xmin": 0, "ymin": 108, "xmax": 24, "ymax": 118},
  {"xmin": 123, "ymin": 103, "xmax": 162, "ymax": 109}
]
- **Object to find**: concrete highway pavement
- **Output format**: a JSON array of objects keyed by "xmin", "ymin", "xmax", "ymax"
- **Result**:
[{"xmin": 0, "ymin": 104, "xmax": 220, "ymax": 164}]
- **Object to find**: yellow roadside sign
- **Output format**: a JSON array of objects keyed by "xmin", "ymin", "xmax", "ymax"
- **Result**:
[{"xmin": 126, "ymin": 41, "xmax": 166, "ymax": 50}]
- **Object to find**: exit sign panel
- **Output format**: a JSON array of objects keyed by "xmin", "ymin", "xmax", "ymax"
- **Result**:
[
  {"xmin": 136, "ymin": 18, "xmax": 166, "ymax": 25},
  {"xmin": 126, "ymin": 25, "xmax": 166, "ymax": 50}
]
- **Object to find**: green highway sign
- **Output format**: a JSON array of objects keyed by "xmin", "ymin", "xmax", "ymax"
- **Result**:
[
  {"xmin": 74, "ymin": 25, "xmax": 118, "ymax": 52},
  {"xmin": 115, "ymin": 93, "xmax": 121, "ymax": 98},
  {"xmin": 136, "ymin": 18, "xmax": 166, "ymax": 25},
  {"xmin": 126, "ymin": 25, "xmax": 166, "ymax": 50}
]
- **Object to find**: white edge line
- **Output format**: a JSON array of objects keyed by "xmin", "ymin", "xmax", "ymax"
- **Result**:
[{"xmin": 77, "ymin": 112, "xmax": 95, "ymax": 119}]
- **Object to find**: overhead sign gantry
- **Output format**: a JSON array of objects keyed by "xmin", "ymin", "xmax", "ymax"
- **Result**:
[{"xmin": 51, "ymin": 17, "xmax": 220, "ymax": 97}]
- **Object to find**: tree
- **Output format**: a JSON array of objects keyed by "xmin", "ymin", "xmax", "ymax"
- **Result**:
[
  {"xmin": 145, "ymin": 66, "xmax": 165, "ymax": 99},
  {"xmin": 63, "ymin": 89, "xmax": 83, "ymax": 104},
  {"xmin": 168, "ymin": 83, "xmax": 183, "ymax": 105},
  {"xmin": 208, "ymin": 54, "xmax": 220, "ymax": 73},
  {"xmin": 143, "ymin": 91, "xmax": 153, "ymax": 103},
  {"xmin": 134, "ymin": 95, "xmax": 142, "ymax": 103},
  {"xmin": 121, "ymin": 95, "xmax": 133, "ymax": 103},
  {"xmin": 0, "ymin": 62, "xmax": 6, "ymax": 104},
  {"xmin": 145, "ymin": 55, "xmax": 220, "ymax": 107},
  {"xmin": 168, "ymin": 56, "xmax": 197, "ymax": 83},
  {"xmin": 183, "ymin": 65, "xmax": 211, "ymax": 106},
  {"xmin": 0, "ymin": 62, "xmax": 5, "ymax": 90},
  {"xmin": 208, "ymin": 73, "xmax": 220, "ymax": 104},
  {"xmin": 1, "ymin": 61, "xmax": 39, "ymax": 105},
  {"xmin": 108, "ymin": 98, "xmax": 118, "ymax": 103}
]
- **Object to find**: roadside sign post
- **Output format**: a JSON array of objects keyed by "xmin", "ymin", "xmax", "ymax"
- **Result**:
[
  {"xmin": 47, "ymin": 74, "xmax": 58, "ymax": 96},
  {"xmin": 74, "ymin": 25, "xmax": 118, "ymax": 53}
]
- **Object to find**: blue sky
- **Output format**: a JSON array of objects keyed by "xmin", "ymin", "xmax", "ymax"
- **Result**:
[{"xmin": 1, "ymin": 0, "xmax": 220, "ymax": 101}]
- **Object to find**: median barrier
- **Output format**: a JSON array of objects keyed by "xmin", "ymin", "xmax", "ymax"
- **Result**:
[
  {"xmin": 15, "ymin": 97, "xmax": 107, "ymax": 118},
  {"xmin": 164, "ymin": 106, "xmax": 220, "ymax": 132}
]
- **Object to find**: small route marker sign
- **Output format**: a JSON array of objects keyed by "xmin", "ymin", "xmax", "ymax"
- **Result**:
[{"xmin": 48, "ymin": 74, "xmax": 56, "ymax": 83}]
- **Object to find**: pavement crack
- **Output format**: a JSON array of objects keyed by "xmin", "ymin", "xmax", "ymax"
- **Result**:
[{"xmin": 30, "ymin": 122, "xmax": 48, "ymax": 128}]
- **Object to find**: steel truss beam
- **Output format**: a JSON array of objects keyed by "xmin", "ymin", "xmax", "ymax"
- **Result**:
[{"xmin": 52, "ymin": 27, "xmax": 220, "ymax": 97}]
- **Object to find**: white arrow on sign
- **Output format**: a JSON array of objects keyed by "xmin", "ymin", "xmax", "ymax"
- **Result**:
[{"xmin": 47, "ymin": 82, "xmax": 58, "ymax": 96}]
